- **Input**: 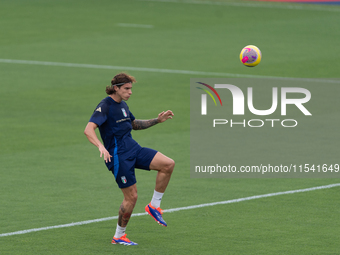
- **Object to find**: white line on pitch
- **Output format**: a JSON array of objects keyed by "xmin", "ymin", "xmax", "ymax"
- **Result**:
[
  {"xmin": 140, "ymin": 0, "xmax": 340, "ymax": 12},
  {"xmin": 1, "ymin": 183, "xmax": 339, "ymax": 238},
  {"xmin": 116, "ymin": 23, "xmax": 154, "ymax": 28},
  {"xmin": 0, "ymin": 59, "xmax": 339, "ymax": 84}
]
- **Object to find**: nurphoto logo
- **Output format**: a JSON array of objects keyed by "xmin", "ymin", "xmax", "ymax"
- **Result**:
[{"xmin": 196, "ymin": 82, "xmax": 312, "ymax": 128}]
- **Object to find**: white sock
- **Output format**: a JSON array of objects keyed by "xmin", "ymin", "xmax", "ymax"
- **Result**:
[
  {"xmin": 151, "ymin": 190, "xmax": 164, "ymax": 208},
  {"xmin": 114, "ymin": 223, "xmax": 126, "ymax": 238}
]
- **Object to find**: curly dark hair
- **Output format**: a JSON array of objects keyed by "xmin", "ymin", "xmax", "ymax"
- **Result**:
[{"xmin": 105, "ymin": 73, "xmax": 136, "ymax": 95}]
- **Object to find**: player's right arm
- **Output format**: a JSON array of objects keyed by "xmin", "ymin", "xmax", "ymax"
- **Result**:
[{"xmin": 84, "ymin": 122, "xmax": 112, "ymax": 163}]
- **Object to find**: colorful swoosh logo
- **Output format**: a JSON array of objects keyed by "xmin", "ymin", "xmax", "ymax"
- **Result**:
[{"xmin": 196, "ymin": 82, "xmax": 223, "ymax": 106}]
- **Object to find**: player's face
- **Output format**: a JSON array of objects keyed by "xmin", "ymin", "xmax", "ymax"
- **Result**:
[{"xmin": 116, "ymin": 83, "xmax": 132, "ymax": 101}]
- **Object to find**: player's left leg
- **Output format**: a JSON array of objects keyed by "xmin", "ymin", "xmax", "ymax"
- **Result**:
[
  {"xmin": 149, "ymin": 152, "xmax": 175, "ymax": 192},
  {"xmin": 145, "ymin": 152, "xmax": 175, "ymax": 227}
]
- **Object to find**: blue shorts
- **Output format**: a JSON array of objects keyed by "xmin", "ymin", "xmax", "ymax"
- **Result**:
[{"xmin": 110, "ymin": 147, "xmax": 158, "ymax": 189}]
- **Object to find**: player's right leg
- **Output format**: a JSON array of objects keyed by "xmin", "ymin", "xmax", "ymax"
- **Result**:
[{"xmin": 112, "ymin": 184, "xmax": 138, "ymax": 245}]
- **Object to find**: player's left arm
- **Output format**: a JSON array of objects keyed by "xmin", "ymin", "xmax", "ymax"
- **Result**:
[{"xmin": 132, "ymin": 110, "xmax": 174, "ymax": 130}]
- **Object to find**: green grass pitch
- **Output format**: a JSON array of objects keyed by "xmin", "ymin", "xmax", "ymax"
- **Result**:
[{"xmin": 0, "ymin": 0, "xmax": 340, "ymax": 254}]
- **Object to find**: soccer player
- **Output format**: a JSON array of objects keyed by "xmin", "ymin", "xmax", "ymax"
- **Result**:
[{"xmin": 84, "ymin": 73, "xmax": 175, "ymax": 246}]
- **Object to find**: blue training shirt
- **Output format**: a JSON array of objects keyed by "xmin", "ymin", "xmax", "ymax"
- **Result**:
[{"xmin": 89, "ymin": 96, "xmax": 140, "ymax": 170}]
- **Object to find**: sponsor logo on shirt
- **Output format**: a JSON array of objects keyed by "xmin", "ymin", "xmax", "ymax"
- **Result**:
[{"xmin": 116, "ymin": 118, "xmax": 130, "ymax": 123}]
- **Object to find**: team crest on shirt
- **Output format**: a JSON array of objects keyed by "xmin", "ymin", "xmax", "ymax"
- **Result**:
[
  {"xmin": 121, "ymin": 176, "xmax": 127, "ymax": 184},
  {"xmin": 121, "ymin": 108, "xmax": 127, "ymax": 117}
]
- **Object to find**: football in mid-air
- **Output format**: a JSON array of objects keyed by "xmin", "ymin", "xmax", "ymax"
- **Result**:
[{"xmin": 239, "ymin": 45, "xmax": 262, "ymax": 67}]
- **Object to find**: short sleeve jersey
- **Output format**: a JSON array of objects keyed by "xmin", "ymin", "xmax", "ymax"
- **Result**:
[{"xmin": 89, "ymin": 96, "xmax": 140, "ymax": 169}]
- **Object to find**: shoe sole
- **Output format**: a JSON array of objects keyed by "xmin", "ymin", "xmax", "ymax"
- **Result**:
[{"xmin": 112, "ymin": 241, "xmax": 137, "ymax": 246}]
